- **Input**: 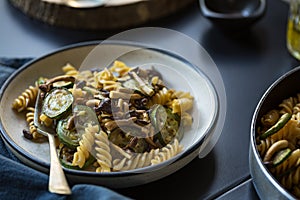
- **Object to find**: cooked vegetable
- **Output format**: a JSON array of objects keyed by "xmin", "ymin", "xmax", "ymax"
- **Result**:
[
  {"xmin": 57, "ymin": 115, "xmax": 81, "ymax": 149},
  {"xmin": 128, "ymin": 137, "xmax": 148, "ymax": 153},
  {"xmin": 123, "ymin": 79, "xmax": 140, "ymax": 92},
  {"xmin": 42, "ymin": 88, "xmax": 73, "ymax": 119},
  {"xmin": 39, "ymin": 75, "xmax": 75, "ymax": 92},
  {"xmin": 128, "ymin": 70, "xmax": 154, "ymax": 96},
  {"xmin": 108, "ymin": 128, "xmax": 130, "ymax": 148},
  {"xmin": 272, "ymin": 148, "xmax": 292, "ymax": 167},
  {"xmin": 73, "ymin": 105, "xmax": 100, "ymax": 131},
  {"xmin": 59, "ymin": 145, "xmax": 95, "ymax": 169},
  {"xmin": 15, "ymin": 61, "xmax": 194, "ymax": 173},
  {"xmin": 259, "ymin": 113, "xmax": 291, "ymax": 140},
  {"xmin": 150, "ymin": 104, "xmax": 180, "ymax": 146}
]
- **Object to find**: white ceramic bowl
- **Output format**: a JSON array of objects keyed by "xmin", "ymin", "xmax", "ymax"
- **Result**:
[{"xmin": 0, "ymin": 41, "xmax": 219, "ymax": 188}]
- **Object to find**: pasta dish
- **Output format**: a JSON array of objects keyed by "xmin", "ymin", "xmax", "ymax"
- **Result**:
[{"xmin": 12, "ymin": 60, "xmax": 194, "ymax": 172}]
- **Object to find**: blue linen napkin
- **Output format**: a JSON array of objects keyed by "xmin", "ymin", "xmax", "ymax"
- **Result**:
[{"xmin": 0, "ymin": 58, "xmax": 131, "ymax": 200}]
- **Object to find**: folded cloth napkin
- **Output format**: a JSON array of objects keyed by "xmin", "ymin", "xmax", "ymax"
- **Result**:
[{"xmin": 0, "ymin": 58, "xmax": 131, "ymax": 200}]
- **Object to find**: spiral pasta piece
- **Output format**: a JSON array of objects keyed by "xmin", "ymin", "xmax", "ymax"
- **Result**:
[
  {"xmin": 151, "ymin": 138, "xmax": 183, "ymax": 165},
  {"xmin": 109, "ymin": 60, "xmax": 131, "ymax": 77},
  {"xmin": 25, "ymin": 107, "xmax": 44, "ymax": 139},
  {"xmin": 258, "ymin": 119, "xmax": 300, "ymax": 157},
  {"xmin": 169, "ymin": 97, "xmax": 193, "ymax": 114},
  {"xmin": 12, "ymin": 85, "xmax": 38, "ymax": 112},
  {"xmin": 293, "ymin": 186, "xmax": 300, "ymax": 198},
  {"xmin": 149, "ymin": 87, "xmax": 172, "ymax": 106},
  {"xmin": 293, "ymin": 103, "xmax": 300, "ymax": 114},
  {"xmin": 77, "ymin": 70, "xmax": 95, "ymax": 86},
  {"xmin": 101, "ymin": 80, "xmax": 121, "ymax": 91},
  {"xmin": 270, "ymin": 149, "xmax": 300, "ymax": 176},
  {"xmin": 280, "ymin": 166, "xmax": 300, "ymax": 190},
  {"xmin": 292, "ymin": 112, "xmax": 300, "ymax": 124},
  {"xmin": 72, "ymin": 124, "xmax": 96, "ymax": 168},
  {"xmin": 257, "ymin": 137, "xmax": 276, "ymax": 157},
  {"xmin": 62, "ymin": 63, "xmax": 79, "ymax": 76},
  {"xmin": 94, "ymin": 130, "xmax": 112, "ymax": 172},
  {"xmin": 112, "ymin": 148, "xmax": 160, "ymax": 171},
  {"xmin": 260, "ymin": 109, "xmax": 280, "ymax": 128},
  {"xmin": 171, "ymin": 90, "xmax": 194, "ymax": 100},
  {"xmin": 279, "ymin": 97, "xmax": 297, "ymax": 114}
]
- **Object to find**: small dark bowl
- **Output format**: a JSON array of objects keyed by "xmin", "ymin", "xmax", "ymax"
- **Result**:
[{"xmin": 199, "ymin": 0, "xmax": 266, "ymax": 30}]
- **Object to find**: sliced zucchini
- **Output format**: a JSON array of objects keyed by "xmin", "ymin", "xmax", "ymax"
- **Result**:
[
  {"xmin": 272, "ymin": 148, "xmax": 292, "ymax": 167},
  {"xmin": 58, "ymin": 145, "xmax": 78, "ymax": 169},
  {"xmin": 150, "ymin": 104, "xmax": 180, "ymax": 146},
  {"xmin": 150, "ymin": 104, "xmax": 168, "ymax": 129},
  {"xmin": 57, "ymin": 115, "xmax": 81, "ymax": 149},
  {"xmin": 123, "ymin": 79, "xmax": 140, "ymax": 92},
  {"xmin": 42, "ymin": 88, "xmax": 73, "ymax": 119},
  {"xmin": 59, "ymin": 145, "xmax": 96, "ymax": 170},
  {"xmin": 73, "ymin": 105, "xmax": 100, "ymax": 132},
  {"xmin": 260, "ymin": 113, "xmax": 292, "ymax": 140}
]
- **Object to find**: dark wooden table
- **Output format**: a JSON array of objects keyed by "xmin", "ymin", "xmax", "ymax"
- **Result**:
[{"xmin": 0, "ymin": 0, "xmax": 298, "ymax": 199}]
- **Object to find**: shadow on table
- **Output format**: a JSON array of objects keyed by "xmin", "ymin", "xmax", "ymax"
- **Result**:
[
  {"xmin": 116, "ymin": 151, "xmax": 217, "ymax": 200},
  {"xmin": 199, "ymin": 25, "xmax": 267, "ymax": 63}
]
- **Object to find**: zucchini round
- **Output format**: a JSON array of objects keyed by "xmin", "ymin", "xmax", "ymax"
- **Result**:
[
  {"xmin": 73, "ymin": 105, "xmax": 100, "ymax": 132},
  {"xmin": 42, "ymin": 88, "xmax": 73, "ymax": 119},
  {"xmin": 150, "ymin": 104, "xmax": 180, "ymax": 146},
  {"xmin": 57, "ymin": 116, "xmax": 81, "ymax": 149},
  {"xmin": 59, "ymin": 145, "xmax": 96, "ymax": 169}
]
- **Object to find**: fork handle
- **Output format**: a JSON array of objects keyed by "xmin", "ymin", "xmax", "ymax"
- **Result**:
[{"xmin": 47, "ymin": 133, "xmax": 72, "ymax": 195}]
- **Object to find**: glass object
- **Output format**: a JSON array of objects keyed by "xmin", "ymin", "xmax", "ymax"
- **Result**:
[{"xmin": 287, "ymin": 0, "xmax": 300, "ymax": 60}]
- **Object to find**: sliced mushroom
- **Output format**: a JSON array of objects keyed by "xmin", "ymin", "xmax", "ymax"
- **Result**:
[
  {"xmin": 128, "ymin": 71, "xmax": 154, "ymax": 96},
  {"xmin": 263, "ymin": 140, "xmax": 289, "ymax": 162},
  {"xmin": 66, "ymin": 115, "xmax": 75, "ymax": 130},
  {"xmin": 39, "ymin": 75, "xmax": 75, "ymax": 92},
  {"xmin": 109, "ymin": 91, "xmax": 142, "ymax": 99}
]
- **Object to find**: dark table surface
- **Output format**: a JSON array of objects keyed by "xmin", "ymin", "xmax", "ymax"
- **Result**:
[{"xmin": 1, "ymin": 0, "xmax": 298, "ymax": 199}]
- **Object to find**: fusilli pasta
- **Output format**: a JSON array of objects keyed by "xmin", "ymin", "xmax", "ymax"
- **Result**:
[
  {"xmin": 72, "ymin": 124, "xmax": 96, "ymax": 168},
  {"xmin": 14, "ymin": 60, "xmax": 194, "ymax": 173},
  {"xmin": 256, "ymin": 93, "xmax": 300, "ymax": 198},
  {"xmin": 12, "ymin": 85, "xmax": 38, "ymax": 112}
]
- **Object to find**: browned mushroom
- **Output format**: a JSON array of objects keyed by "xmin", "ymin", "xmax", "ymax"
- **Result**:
[
  {"xmin": 263, "ymin": 140, "xmax": 289, "ymax": 162},
  {"xmin": 128, "ymin": 71, "xmax": 154, "ymax": 96},
  {"xmin": 39, "ymin": 75, "xmax": 75, "ymax": 92},
  {"xmin": 66, "ymin": 115, "xmax": 75, "ymax": 130},
  {"xmin": 109, "ymin": 91, "xmax": 142, "ymax": 99}
]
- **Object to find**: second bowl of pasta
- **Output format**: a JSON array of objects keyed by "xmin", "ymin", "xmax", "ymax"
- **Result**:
[{"xmin": 250, "ymin": 65, "xmax": 300, "ymax": 199}]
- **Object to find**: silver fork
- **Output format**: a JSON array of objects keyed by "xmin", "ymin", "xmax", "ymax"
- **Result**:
[{"xmin": 34, "ymin": 90, "xmax": 72, "ymax": 195}]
